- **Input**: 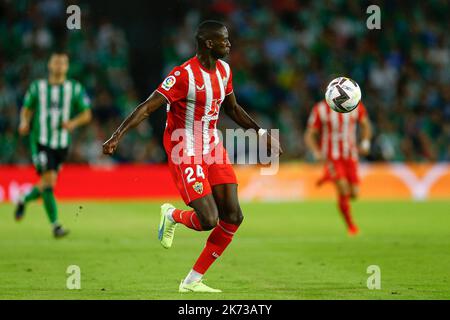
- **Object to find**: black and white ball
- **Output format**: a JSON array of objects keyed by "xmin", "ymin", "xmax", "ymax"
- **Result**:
[{"xmin": 325, "ymin": 77, "xmax": 361, "ymax": 113}]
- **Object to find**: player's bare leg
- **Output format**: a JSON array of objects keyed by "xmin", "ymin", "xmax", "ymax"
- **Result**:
[
  {"xmin": 212, "ymin": 183, "xmax": 243, "ymax": 225},
  {"xmin": 349, "ymin": 184, "xmax": 359, "ymax": 200},
  {"xmin": 336, "ymin": 179, "xmax": 358, "ymax": 235}
]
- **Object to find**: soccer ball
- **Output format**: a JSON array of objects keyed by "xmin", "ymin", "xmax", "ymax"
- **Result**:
[{"xmin": 325, "ymin": 77, "xmax": 361, "ymax": 113}]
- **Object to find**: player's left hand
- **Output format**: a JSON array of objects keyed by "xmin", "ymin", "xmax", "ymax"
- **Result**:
[{"xmin": 62, "ymin": 121, "xmax": 76, "ymax": 132}]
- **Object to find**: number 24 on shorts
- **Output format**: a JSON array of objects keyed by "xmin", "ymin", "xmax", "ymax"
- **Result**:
[{"xmin": 184, "ymin": 165, "xmax": 205, "ymax": 183}]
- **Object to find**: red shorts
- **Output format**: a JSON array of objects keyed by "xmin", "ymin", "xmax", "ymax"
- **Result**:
[
  {"xmin": 165, "ymin": 143, "xmax": 237, "ymax": 205},
  {"xmin": 324, "ymin": 158, "xmax": 359, "ymax": 184}
]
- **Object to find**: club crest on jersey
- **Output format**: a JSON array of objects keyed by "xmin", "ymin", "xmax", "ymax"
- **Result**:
[
  {"xmin": 193, "ymin": 181, "xmax": 203, "ymax": 194},
  {"xmin": 162, "ymin": 75, "xmax": 176, "ymax": 91}
]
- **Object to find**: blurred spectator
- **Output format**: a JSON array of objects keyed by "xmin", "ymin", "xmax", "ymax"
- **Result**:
[
  {"xmin": 0, "ymin": 0, "xmax": 449, "ymax": 164},
  {"xmin": 0, "ymin": 0, "xmax": 165, "ymax": 165}
]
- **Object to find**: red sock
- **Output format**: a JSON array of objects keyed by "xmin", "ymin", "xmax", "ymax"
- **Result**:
[
  {"xmin": 338, "ymin": 194, "xmax": 355, "ymax": 229},
  {"xmin": 172, "ymin": 209, "xmax": 202, "ymax": 231},
  {"xmin": 192, "ymin": 220, "xmax": 240, "ymax": 274}
]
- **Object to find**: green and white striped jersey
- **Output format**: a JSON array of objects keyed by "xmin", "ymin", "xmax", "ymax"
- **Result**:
[{"xmin": 23, "ymin": 79, "xmax": 91, "ymax": 149}]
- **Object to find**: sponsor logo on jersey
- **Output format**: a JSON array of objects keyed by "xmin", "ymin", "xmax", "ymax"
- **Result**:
[
  {"xmin": 162, "ymin": 76, "xmax": 176, "ymax": 91},
  {"xmin": 193, "ymin": 181, "xmax": 203, "ymax": 194},
  {"xmin": 202, "ymin": 99, "xmax": 221, "ymax": 121},
  {"xmin": 196, "ymin": 84, "xmax": 205, "ymax": 91}
]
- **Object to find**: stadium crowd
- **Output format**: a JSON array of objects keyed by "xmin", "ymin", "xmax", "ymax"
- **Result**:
[{"xmin": 1, "ymin": 0, "xmax": 449, "ymax": 164}]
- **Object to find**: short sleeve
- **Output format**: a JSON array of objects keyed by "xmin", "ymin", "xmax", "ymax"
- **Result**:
[
  {"xmin": 23, "ymin": 81, "xmax": 37, "ymax": 110},
  {"xmin": 307, "ymin": 105, "xmax": 322, "ymax": 130},
  {"xmin": 76, "ymin": 84, "xmax": 91, "ymax": 112},
  {"xmin": 225, "ymin": 68, "xmax": 233, "ymax": 95},
  {"xmin": 155, "ymin": 66, "xmax": 188, "ymax": 104}
]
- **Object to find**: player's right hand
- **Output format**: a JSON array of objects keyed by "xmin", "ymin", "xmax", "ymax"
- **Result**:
[
  {"xmin": 18, "ymin": 122, "xmax": 30, "ymax": 136},
  {"xmin": 102, "ymin": 135, "xmax": 119, "ymax": 155}
]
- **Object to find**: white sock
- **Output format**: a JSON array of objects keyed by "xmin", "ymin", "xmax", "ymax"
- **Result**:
[
  {"xmin": 183, "ymin": 269, "xmax": 203, "ymax": 285},
  {"xmin": 166, "ymin": 208, "xmax": 175, "ymax": 222}
]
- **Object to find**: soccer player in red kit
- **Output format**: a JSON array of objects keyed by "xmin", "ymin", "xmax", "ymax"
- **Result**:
[
  {"xmin": 103, "ymin": 21, "xmax": 282, "ymax": 292},
  {"xmin": 304, "ymin": 100, "xmax": 372, "ymax": 235}
]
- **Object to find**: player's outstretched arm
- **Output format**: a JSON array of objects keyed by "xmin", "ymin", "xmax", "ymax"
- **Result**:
[
  {"xmin": 359, "ymin": 116, "xmax": 372, "ymax": 156},
  {"xmin": 222, "ymin": 92, "xmax": 283, "ymax": 156},
  {"xmin": 102, "ymin": 91, "xmax": 166, "ymax": 155},
  {"xmin": 18, "ymin": 107, "xmax": 33, "ymax": 136},
  {"xmin": 304, "ymin": 127, "xmax": 323, "ymax": 162}
]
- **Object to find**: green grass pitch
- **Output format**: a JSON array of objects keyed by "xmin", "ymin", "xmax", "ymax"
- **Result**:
[{"xmin": 0, "ymin": 200, "xmax": 449, "ymax": 299}]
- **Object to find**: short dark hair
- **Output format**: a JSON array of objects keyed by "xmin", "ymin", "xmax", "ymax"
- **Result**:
[{"xmin": 195, "ymin": 20, "xmax": 226, "ymax": 44}]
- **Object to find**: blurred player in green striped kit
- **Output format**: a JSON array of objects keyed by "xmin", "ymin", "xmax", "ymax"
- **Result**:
[{"xmin": 16, "ymin": 52, "xmax": 92, "ymax": 238}]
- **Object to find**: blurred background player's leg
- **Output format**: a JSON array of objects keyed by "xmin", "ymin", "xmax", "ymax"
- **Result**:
[
  {"xmin": 15, "ymin": 144, "xmax": 69, "ymax": 238},
  {"xmin": 15, "ymin": 185, "xmax": 41, "ymax": 221},
  {"xmin": 335, "ymin": 179, "xmax": 358, "ymax": 236},
  {"xmin": 15, "ymin": 142, "xmax": 42, "ymax": 221},
  {"xmin": 325, "ymin": 160, "xmax": 359, "ymax": 235},
  {"xmin": 39, "ymin": 170, "xmax": 66, "ymax": 237}
]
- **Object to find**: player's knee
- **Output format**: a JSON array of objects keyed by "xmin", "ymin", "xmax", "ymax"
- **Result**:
[
  {"xmin": 229, "ymin": 208, "xmax": 244, "ymax": 226},
  {"xmin": 41, "ymin": 174, "xmax": 56, "ymax": 188},
  {"xmin": 191, "ymin": 197, "xmax": 219, "ymax": 230},
  {"xmin": 336, "ymin": 180, "xmax": 350, "ymax": 196},
  {"xmin": 197, "ymin": 207, "xmax": 219, "ymax": 230},
  {"xmin": 220, "ymin": 204, "xmax": 244, "ymax": 226},
  {"xmin": 199, "ymin": 215, "xmax": 218, "ymax": 231},
  {"xmin": 349, "ymin": 185, "xmax": 358, "ymax": 199}
]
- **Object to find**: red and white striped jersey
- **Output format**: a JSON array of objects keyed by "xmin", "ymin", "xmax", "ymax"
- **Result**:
[
  {"xmin": 156, "ymin": 56, "xmax": 233, "ymax": 156},
  {"xmin": 307, "ymin": 100, "xmax": 367, "ymax": 160}
]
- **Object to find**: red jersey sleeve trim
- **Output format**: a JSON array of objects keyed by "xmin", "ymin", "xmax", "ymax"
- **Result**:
[{"xmin": 155, "ymin": 89, "xmax": 171, "ymax": 104}]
